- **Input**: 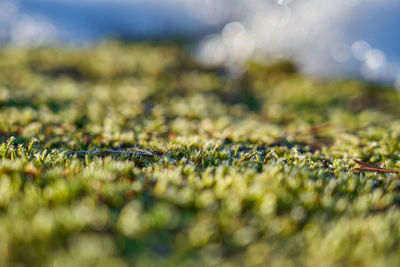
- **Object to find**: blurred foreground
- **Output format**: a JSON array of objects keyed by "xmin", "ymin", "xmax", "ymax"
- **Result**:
[{"xmin": 1, "ymin": 43, "xmax": 400, "ymax": 266}]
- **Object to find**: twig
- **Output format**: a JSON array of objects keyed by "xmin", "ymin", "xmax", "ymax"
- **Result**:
[
  {"xmin": 353, "ymin": 159, "xmax": 381, "ymax": 169},
  {"xmin": 67, "ymin": 149, "xmax": 157, "ymax": 158},
  {"xmin": 353, "ymin": 159, "xmax": 399, "ymax": 174}
]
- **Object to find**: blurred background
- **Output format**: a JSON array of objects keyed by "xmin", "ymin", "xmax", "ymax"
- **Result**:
[{"xmin": 1, "ymin": 0, "xmax": 400, "ymax": 84}]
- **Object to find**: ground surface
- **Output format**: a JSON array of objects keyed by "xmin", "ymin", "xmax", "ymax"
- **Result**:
[{"xmin": 1, "ymin": 42, "xmax": 400, "ymax": 266}]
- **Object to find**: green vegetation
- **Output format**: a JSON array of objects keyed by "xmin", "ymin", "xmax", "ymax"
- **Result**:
[{"xmin": 1, "ymin": 42, "xmax": 400, "ymax": 266}]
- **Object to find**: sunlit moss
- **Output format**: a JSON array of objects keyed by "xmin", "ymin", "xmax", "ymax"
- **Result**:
[{"xmin": 0, "ymin": 42, "xmax": 399, "ymax": 266}]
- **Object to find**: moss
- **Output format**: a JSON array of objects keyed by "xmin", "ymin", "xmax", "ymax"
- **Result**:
[{"xmin": 0, "ymin": 42, "xmax": 399, "ymax": 266}]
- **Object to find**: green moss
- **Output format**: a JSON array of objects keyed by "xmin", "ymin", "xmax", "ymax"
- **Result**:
[{"xmin": 0, "ymin": 42, "xmax": 399, "ymax": 266}]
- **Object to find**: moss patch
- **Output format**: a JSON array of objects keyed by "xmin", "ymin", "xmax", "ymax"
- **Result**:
[{"xmin": 0, "ymin": 42, "xmax": 400, "ymax": 266}]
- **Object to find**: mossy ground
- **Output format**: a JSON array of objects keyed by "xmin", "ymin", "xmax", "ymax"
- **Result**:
[{"xmin": 1, "ymin": 42, "xmax": 400, "ymax": 266}]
